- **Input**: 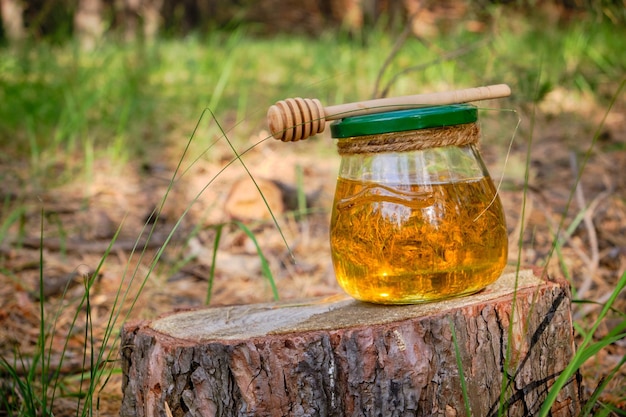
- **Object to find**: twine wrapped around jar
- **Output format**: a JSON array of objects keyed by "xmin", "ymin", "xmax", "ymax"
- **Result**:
[{"xmin": 336, "ymin": 122, "xmax": 480, "ymax": 155}]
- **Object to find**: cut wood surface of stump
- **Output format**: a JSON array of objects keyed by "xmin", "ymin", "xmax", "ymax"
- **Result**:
[{"xmin": 120, "ymin": 268, "xmax": 582, "ymax": 417}]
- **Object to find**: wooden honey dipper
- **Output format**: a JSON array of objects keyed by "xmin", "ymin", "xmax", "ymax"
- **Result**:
[{"xmin": 267, "ymin": 84, "xmax": 511, "ymax": 142}]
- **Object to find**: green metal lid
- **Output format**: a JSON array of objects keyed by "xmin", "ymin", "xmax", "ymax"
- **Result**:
[{"xmin": 330, "ymin": 104, "xmax": 477, "ymax": 139}]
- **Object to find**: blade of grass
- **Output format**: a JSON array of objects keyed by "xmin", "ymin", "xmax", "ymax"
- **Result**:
[
  {"xmin": 580, "ymin": 354, "xmax": 626, "ymax": 417},
  {"xmin": 234, "ymin": 221, "xmax": 279, "ymax": 301},
  {"xmin": 208, "ymin": 45, "xmax": 237, "ymax": 112},
  {"xmin": 594, "ymin": 402, "xmax": 626, "ymax": 417},
  {"xmin": 37, "ymin": 206, "xmax": 50, "ymax": 415},
  {"xmin": 448, "ymin": 317, "xmax": 472, "ymax": 416},
  {"xmin": 209, "ymin": 109, "xmax": 295, "ymax": 264},
  {"xmin": 206, "ymin": 223, "xmax": 225, "ymax": 305},
  {"xmin": 0, "ymin": 205, "xmax": 26, "ymax": 243},
  {"xmin": 538, "ymin": 269, "xmax": 626, "ymax": 417},
  {"xmin": 166, "ymin": 216, "xmax": 208, "ymax": 278},
  {"xmin": 0, "ymin": 353, "xmax": 37, "ymax": 416},
  {"xmin": 295, "ymin": 164, "xmax": 307, "ymax": 220},
  {"xmin": 77, "ymin": 275, "xmax": 95, "ymax": 415}
]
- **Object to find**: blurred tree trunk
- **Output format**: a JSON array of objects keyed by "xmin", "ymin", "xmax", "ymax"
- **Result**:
[
  {"xmin": 117, "ymin": 0, "xmax": 162, "ymax": 41},
  {"xmin": 1, "ymin": 0, "xmax": 25, "ymax": 42},
  {"xmin": 74, "ymin": 0, "xmax": 104, "ymax": 48},
  {"xmin": 142, "ymin": 0, "xmax": 162, "ymax": 39}
]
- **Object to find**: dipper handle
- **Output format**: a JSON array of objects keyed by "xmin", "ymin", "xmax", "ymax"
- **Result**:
[{"xmin": 267, "ymin": 84, "xmax": 511, "ymax": 142}]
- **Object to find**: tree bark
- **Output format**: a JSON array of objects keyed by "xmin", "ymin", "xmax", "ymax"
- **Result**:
[{"xmin": 120, "ymin": 268, "xmax": 582, "ymax": 416}]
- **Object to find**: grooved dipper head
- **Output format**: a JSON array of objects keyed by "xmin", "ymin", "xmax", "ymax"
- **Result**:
[{"xmin": 267, "ymin": 98, "xmax": 326, "ymax": 142}]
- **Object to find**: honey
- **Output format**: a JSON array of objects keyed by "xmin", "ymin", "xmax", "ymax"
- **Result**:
[{"xmin": 330, "ymin": 176, "xmax": 508, "ymax": 304}]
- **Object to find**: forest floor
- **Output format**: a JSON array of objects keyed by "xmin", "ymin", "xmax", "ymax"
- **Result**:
[{"xmin": 1, "ymin": 91, "xmax": 625, "ymax": 414}]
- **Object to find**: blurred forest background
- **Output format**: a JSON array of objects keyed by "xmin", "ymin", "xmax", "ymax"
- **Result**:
[
  {"xmin": 1, "ymin": 0, "xmax": 625, "ymax": 415},
  {"xmin": 1, "ymin": 0, "xmax": 624, "ymax": 44}
]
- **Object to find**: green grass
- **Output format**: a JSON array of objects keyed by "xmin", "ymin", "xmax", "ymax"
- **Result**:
[
  {"xmin": 2, "ymin": 12, "xmax": 623, "ymax": 176},
  {"xmin": 0, "ymin": 25, "xmax": 458, "ymax": 196},
  {"xmin": 1, "ymin": 6, "xmax": 625, "ymax": 415},
  {"xmin": 541, "ymin": 269, "xmax": 626, "ymax": 417}
]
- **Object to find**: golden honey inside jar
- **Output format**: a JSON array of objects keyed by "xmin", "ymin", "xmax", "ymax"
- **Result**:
[{"xmin": 329, "ymin": 104, "xmax": 508, "ymax": 304}]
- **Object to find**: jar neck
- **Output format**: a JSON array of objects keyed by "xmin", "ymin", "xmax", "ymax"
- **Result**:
[{"xmin": 336, "ymin": 122, "xmax": 480, "ymax": 156}]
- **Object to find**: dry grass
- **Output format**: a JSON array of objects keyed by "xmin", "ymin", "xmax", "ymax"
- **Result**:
[{"xmin": 1, "ymin": 98, "xmax": 625, "ymax": 413}]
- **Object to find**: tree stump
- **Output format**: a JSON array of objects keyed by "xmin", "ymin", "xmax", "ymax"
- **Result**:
[{"xmin": 120, "ymin": 268, "xmax": 583, "ymax": 417}]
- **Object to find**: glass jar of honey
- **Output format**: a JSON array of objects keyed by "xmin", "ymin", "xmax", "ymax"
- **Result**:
[{"xmin": 329, "ymin": 104, "xmax": 508, "ymax": 304}]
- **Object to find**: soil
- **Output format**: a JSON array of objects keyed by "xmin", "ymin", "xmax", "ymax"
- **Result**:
[{"xmin": 1, "ymin": 90, "xmax": 624, "ymax": 414}]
